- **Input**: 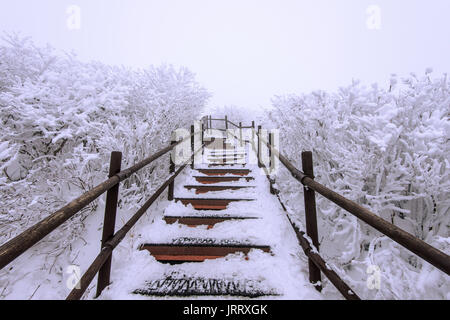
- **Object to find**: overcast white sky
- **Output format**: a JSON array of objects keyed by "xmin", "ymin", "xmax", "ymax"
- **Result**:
[{"xmin": 1, "ymin": 0, "xmax": 449, "ymax": 109}]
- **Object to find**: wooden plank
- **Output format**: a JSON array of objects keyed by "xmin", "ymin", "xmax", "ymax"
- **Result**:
[
  {"xmin": 140, "ymin": 243, "xmax": 271, "ymax": 263},
  {"xmin": 164, "ymin": 216, "xmax": 259, "ymax": 228},
  {"xmin": 196, "ymin": 169, "xmax": 251, "ymax": 176},
  {"xmin": 193, "ymin": 176, "xmax": 254, "ymax": 184},
  {"xmin": 184, "ymin": 185, "xmax": 253, "ymax": 194},
  {"xmin": 133, "ymin": 275, "xmax": 277, "ymax": 297},
  {"xmin": 175, "ymin": 198, "xmax": 255, "ymax": 210}
]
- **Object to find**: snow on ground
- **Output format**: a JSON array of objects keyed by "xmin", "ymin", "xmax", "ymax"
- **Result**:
[{"xmin": 96, "ymin": 139, "xmax": 336, "ymax": 300}]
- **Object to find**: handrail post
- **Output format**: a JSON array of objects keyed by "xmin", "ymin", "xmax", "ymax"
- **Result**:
[
  {"xmin": 191, "ymin": 125, "xmax": 195, "ymax": 169},
  {"xmin": 268, "ymin": 132, "xmax": 273, "ymax": 171},
  {"xmin": 239, "ymin": 122, "xmax": 243, "ymax": 147},
  {"xmin": 268, "ymin": 133, "xmax": 277, "ymax": 194},
  {"xmin": 201, "ymin": 123, "xmax": 204, "ymax": 144},
  {"xmin": 302, "ymin": 151, "xmax": 322, "ymax": 292},
  {"xmin": 225, "ymin": 115, "xmax": 228, "ymax": 130},
  {"xmin": 96, "ymin": 151, "xmax": 122, "ymax": 298},
  {"xmin": 252, "ymin": 124, "xmax": 256, "ymax": 151},
  {"xmin": 252, "ymin": 121, "xmax": 255, "ymax": 129},
  {"xmin": 168, "ymin": 139, "xmax": 176, "ymax": 201},
  {"xmin": 257, "ymin": 126, "xmax": 262, "ymax": 168},
  {"xmin": 201, "ymin": 123, "xmax": 205, "ymax": 156}
]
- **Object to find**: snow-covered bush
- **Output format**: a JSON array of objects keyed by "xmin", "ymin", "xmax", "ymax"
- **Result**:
[
  {"xmin": 0, "ymin": 34, "xmax": 210, "ymax": 298},
  {"xmin": 267, "ymin": 73, "xmax": 449, "ymax": 299}
]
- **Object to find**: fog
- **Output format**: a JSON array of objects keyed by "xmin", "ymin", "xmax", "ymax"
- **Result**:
[{"xmin": 1, "ymin": 0, "xmax": 449, "ymax": 109}]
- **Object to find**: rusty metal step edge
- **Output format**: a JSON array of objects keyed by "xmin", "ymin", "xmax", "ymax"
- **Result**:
[
  {"xmin": 174, "ymin": 198, "xmax": 256, "ymax": 202},
  {"xmin": 195, "ymin": 169, "xmax": 251, "ymax": 172},
  {"xmin": 139, "ymin": 243, "xmax": 271, "ymax": 250},
  {"xmin": 193, "ymin": 176, "xmax": 255, "ymax": 179},
  {"xmin": 163, "ymin": 216, "xmax": 260, "ymax": 222},
  {"xmin": 133, "ymin": 277, "xmax": 279, "ymax": 298},
  {"xmin": 139, "ymin": 244, "xmax": 272, "ymax": 262}
]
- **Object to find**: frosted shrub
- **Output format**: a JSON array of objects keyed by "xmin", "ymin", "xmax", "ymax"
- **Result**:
[
  {"xmin": 0, "ymin": 34, "xmax": 210, "ymax": 298},
  {"xmin": 267, "ymin": 74, "xmax": 449, "ymax": 299}
]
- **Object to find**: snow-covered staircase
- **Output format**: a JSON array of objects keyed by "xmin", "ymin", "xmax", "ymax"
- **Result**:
[{"xmin": 98, "ymin": 133, "xmax": 322, "ymax": 300}]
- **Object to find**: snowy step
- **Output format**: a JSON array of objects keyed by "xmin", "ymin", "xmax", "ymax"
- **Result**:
[
  {"xmin": 184, "ymin": 185, "xmax": 254, "ymax": 194},
  {"xmin": 208, "ymin": 157, "xmax": 245, "ymax": 162},
  {"xmin": 196, "ymin": 169, "xmax": 251, "ymax": 176},
  {"xmin": 208, "ymin": 163, "xmax": 248, "ymax": 168},
  {"xmin": 208, "ymin": 151, "xmax": 246, "ymax": 155},
  {"xmin": 208, "ymin": 153, "xmax": 245, "ymax": 157},
  {"xmin": 139, "ymin": 242, "xmax": 271, "ymax": 264},
  {"xmin": 194, "ymin": 176, "xmax": 255, "ymax": 184},
  {"xmin": 207, "ymin": 159, "xmax": 245, "ymax": 164},
  {"xmin": 163, "ymin": 216, "xmax": 260, "ymax": 228},
  {"xmin": 205, "ymin": 144, "xmax": 234, "ymax": 150},
  {"xmin": 174, "ymin": 198, "xmax": 255, "ymax": 210},
  {"xmin": 133, "ymin": 273, "xmax": 277, "ymax": 298}
]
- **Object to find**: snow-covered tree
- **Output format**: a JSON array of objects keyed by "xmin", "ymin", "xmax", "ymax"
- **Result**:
[
  {"xmin": 267, "ymin": 74, "xmax": 450, "ymax": 299},
  {"xmin": 0, "ymin": 34, "xmax": 210, "ymax": 299}
]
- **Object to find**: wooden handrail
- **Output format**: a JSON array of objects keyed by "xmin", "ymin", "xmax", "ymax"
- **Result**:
[
  {"xmin": 67, "ymin": 165, "xmax": 187, "ymax": 300},
  {"xmin": 67, "ymin": 140, "xmax": 206, "ymax": 300},
  {"xmin": 250, "ymin": 136, "xmax": 360, "ymax": 300},
  {"xmin": 0, "ymin": 131, "xmax": 199, "ymax": 271},
  {"xmin": 4, "ymin": 115, "xmax": 447, "ymax": 300},
  {"xmin": 256, "ymin": 132, "xmax": 450, "ymax": 276}
]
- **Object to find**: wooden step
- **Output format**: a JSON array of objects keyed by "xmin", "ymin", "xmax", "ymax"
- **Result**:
[
  {"xmin": 185, "ymin": 185, "xmax": 254, "ymax": 194},
  {"xmin": 208, "ymin": 151, "xmax": 246, "ymax": 155},
  {"xmin": 196, "ymin": 169, "xmax": 251, "ymax": 176},
  {"xmin": 175, "ymin": 198, "xmax": 254, "ymax": 210},
  {"xmin": 133, "ymin": 274, "xmax": 277, "ymax": 298},
  {"xmin": 208, "ymin": 153, "xmax": 245, "ymax": 157},
  {"xmin": 205, "ymin": 144, "xmax": 234, "ymax": 150},
  {"xmin": 139, "ymin": 243, "xmax": 271, "ymax": 263},
  {"xmin": 208, "ymin": 157, "xmax": 244, "ymax": 161},
  {"xmin": 194, "ymin": 176, "xmax": 254, "ymax": 184},
  {"xmin": 163, "ymin": 216, "xmax": 259, "ymax": 228},
  {"xmin": 208, "ymin": 164, "xmax": 248, "ymax": 168}
]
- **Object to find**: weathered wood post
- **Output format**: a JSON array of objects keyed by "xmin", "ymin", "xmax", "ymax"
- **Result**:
[
  {"xmin": 201, "ymin": 123, "xmax": 204, "ymax": 144},
  {"xmin": 239, "ymin": 122, "xmax": 243, "ymax": 147},
  {"xmin": 251, "ymin": 122, "xmax": 256, "ymax": 152},
  {"xmin": 225, "ymin": 115, "xmax": 228, "ymax": 130},
  {"xmin": 191, "ymin": 125, "xmax": 195, "ymax": 169},
  {"xmin": 257, "ymin": 125, "xmax": 262, "ymax": 168},
  {"xmin": 268, "ymin": 132, "xmax": 272, "ymax": 169},
  {"xmin": 96, "ymin": 151, "xmax": 122, "ymax": 298},
  {"xmin": 268, "ymin": 133, "xmax": 276, "ymax": 195},
  {"xmin": 201, "ymin": 123, "xmax": 205, "ymax": 156},
  {"xmin": 302, "ymin": 151, "xmax": 322, "ymax": 292},
  {"xmin": 168, "ymin": 138, "xmax": 176, "ymax": 201}
]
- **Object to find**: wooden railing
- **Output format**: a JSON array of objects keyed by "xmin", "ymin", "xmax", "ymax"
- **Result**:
[
  {"xmin": 207, "ymin": 115, "xmax": 450, "ymax": 300},
  {"xmin": 1, "ymin": 115, "xmax": 448, "ymax": 300}
]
